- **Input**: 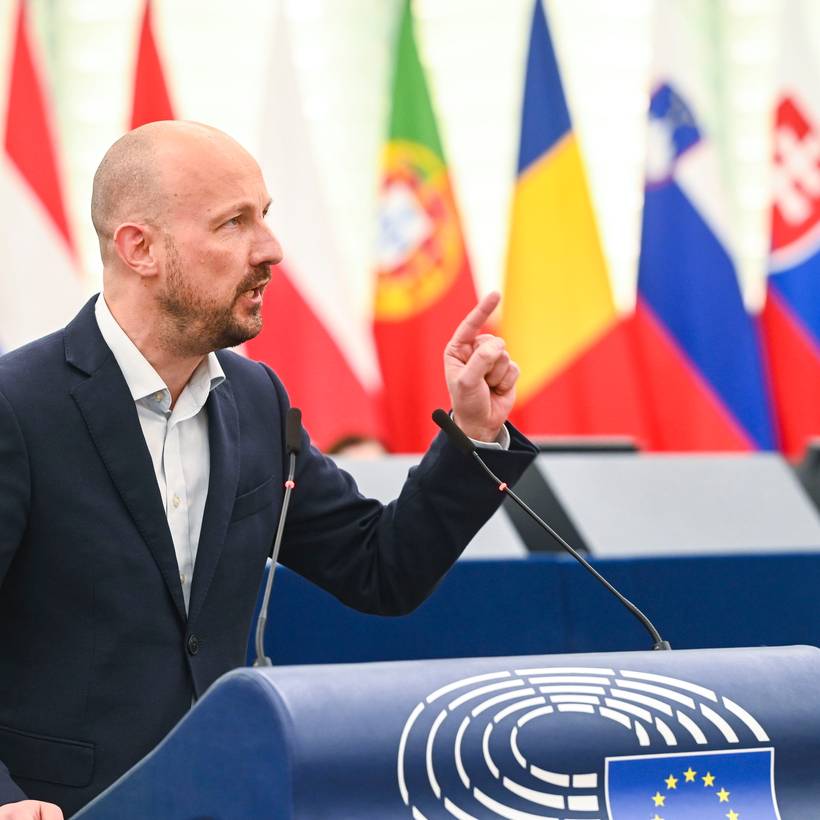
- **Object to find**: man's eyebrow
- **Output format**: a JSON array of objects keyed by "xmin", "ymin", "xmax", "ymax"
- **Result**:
[{"xmin": 211, "ymin": 200, "xmax": 272, "ymax": 222}]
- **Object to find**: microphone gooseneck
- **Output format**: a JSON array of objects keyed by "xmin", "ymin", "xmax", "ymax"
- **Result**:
[
  {"xmin": 253, "ymin": 407, "xmax": 303, "ymax": 667},
  {"xmin": 432, "ymin": 409, "xmax": 671, "ymax": 651}
]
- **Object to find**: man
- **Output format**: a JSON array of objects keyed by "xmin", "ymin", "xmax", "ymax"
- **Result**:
[{"xmin": 0, "ymin": 121, "xmax": 535, "ymax": 818}]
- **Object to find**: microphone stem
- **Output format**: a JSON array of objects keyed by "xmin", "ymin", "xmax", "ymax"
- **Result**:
[
  {"xmin": 254, "ymin": 451, "xmax": 297, "ymax": 667},
  {"xmin": 471, "ymin": 452, "xmax": 671, "ymax": 651}
]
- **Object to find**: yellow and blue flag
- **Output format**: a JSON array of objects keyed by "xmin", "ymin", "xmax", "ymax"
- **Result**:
[{"xmin": 500, "ymin": 0, "xmax": 648, "ymax": 440}]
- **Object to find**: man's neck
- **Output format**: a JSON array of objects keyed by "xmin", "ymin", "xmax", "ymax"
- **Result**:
[{"xmin": 104, "ymin": 294, "xmax": 204, "ymax": 408}]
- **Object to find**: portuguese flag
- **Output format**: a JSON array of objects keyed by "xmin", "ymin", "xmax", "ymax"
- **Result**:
[{"xmin": 373, "ymin": 0, "xmax": 478, "ymax": 452}]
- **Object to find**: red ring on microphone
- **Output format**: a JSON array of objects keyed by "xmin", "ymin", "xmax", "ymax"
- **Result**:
[
  {"xmin": 285, "ymin": 480, "xmax": 295, "ymax": 489},
  {"xmin": 498, "ymin": 482, "xmax": 508, "ymax": 492}
]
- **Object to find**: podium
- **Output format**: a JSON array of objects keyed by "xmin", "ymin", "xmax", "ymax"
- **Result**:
[{"xmin": 76, "ymin": 645, "xmax": 820, "ymax": 818}]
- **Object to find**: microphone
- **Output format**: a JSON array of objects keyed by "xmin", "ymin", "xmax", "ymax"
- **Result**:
[
  {"xmin": 253, "ymin": 407, "xmax": 303, "ymax": 667},
  {"xmin": 286, "ymin": 407, "xmax": 302, "ymax": 454},
  {"xmin": 432, "ymin": 409, "xmax": 671, "ymax": 651}
]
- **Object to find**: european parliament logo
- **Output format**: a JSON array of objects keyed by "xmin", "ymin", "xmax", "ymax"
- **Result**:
[
  {"xmin": 606, "ymin": 748, "xmax": 780, "ymax": 819},
  {"xmin": 398, "ymin": 666, "xmax": 782, "ymax": 819}
]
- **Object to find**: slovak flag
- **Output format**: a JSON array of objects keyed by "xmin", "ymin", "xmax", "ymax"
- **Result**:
[
  {"xmin": 632, "ymin": 3, "xmax": 775, "ymax": 451},
  {"xmin": 761, "ymin": 0, "xmax": 820, "ymax": 458},
  {"xmin": 0, "ymin": 0, "xmax": 86, "ymax": 352}
]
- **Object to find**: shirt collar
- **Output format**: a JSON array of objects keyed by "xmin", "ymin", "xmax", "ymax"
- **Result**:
[{"xmin": 94, "ymin": 293, "xmax": 225, "ymax": 404}]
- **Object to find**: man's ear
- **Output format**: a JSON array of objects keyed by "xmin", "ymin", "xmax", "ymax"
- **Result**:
[{"xmin": 112, "ymin": 223, "xmax": 159, "ymax": 278}]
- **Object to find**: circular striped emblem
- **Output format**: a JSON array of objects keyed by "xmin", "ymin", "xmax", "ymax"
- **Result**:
[{"xmin": 397, "ymin": 665, "xmax": 770, "ymax": 819}]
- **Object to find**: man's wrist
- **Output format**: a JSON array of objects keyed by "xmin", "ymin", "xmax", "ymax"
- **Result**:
[{"xmin": 451, "ymin": 413, "xmax": 510, "ymax": 450}]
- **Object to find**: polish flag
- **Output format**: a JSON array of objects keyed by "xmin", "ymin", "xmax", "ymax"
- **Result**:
[
  {"xmin": 245, "ymin": 8, "xmax": 382, "ymax": 450},
  {"xmin": 0, "ymin": 0, "xmax": 86, "ymax": 352}
]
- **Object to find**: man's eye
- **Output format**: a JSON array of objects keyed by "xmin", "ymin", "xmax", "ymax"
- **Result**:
[{"xmin": 224, "ymin": 216, "xmax": 241, "ymax": 227}]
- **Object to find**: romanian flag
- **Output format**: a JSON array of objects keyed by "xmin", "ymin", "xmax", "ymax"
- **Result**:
[
  {"xmin": 131, "ymin": 0, "xmax": 174, "ymax": 127},
  {"xmin": 761, "ymin": 0, "xmax": 820, "ymax": 458},
  {"xmin": 0, "ymin": 0, "xmax": 86, "ymax": 351},
  {"xmin": 500, "ymin": 0, "xmax": 647, "ymax": 440},
  {"xmin": 633, "ymin": 3, "xmax": 775, "ymax": 451},
  {"xmin": 373, "ymin": 0, "xmax": 478, "ymax": 452}
]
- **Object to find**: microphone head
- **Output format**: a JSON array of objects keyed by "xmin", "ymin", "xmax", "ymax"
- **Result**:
[
  {"xmin": 286, "ymin": 407, "xmax": 303, "ymax": 455},
  {"xmin": 431, "ymin": 408, "xmax": 476, "ymax": 456}
]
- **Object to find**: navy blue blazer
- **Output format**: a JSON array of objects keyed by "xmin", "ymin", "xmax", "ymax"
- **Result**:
[{"xmin": 0, "ymin": 297, "xmax": 536, "ymax": 816}]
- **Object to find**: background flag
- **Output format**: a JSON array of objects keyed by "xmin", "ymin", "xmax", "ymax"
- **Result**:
[
  {"xmin": 761, "ymin": 0, "xmax": 820, "ymax": 458},
  {"xmin": 499, "ymin": 0, "xmax": 648, "ymax": 441},
  {"xmin": 0, "ymin": 0, "xmax": 86, "ymax": 352},
  {"xmin": 373, "ymin": 0, "xmax": 478, "ymax": 452},
  {"xmin": 632, "ymin": 2, "xmax": 775, "ymax": 450},
  {"xmin": 245, "ymin": 7, "xmax": 382, "ymax": 451},
  {"xmin": 131, "ymin": 0, "xmax": 174, "ymax": 127}
]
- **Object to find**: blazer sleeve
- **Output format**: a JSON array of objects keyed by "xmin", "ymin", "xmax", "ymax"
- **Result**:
[
  {"xmin": 0, "ymin": 391, "xmax": 30, "ymax": 804},
  {"xmin": 267, "ymin": 370, "xmax": 538, "ymax": 616}
]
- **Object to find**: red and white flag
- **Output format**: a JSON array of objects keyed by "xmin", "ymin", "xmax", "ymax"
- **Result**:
[
  {"xmin": 245, "ymin": 8, "xmax": 382, "ymax": 450},
  {"xmin": 0, "ymin": 0, "xmax": 86, "ymax": 352},
  {"xmin": 131, "ymin": 0, "xmax": 174, "ymax": 127}
]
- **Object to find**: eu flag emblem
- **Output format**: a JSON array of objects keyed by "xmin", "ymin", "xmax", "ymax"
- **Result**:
[{"xmin": 606, "ymin": 748, "xmax": 780, "ymax": 819}]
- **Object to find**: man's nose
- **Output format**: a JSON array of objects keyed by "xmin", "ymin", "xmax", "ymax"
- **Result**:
[{"xmin": 250, "ymin": 224, "xmax": 283, "ymax": 269}]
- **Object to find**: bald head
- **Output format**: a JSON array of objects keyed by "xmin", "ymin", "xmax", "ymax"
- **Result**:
[{"xmin": 90, "ymin": 121, "xmax": 250, "ymax": 263}]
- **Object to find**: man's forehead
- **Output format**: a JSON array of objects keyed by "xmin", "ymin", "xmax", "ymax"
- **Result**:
[{"xmin": 157, "ymin": 142, "xmax": 269, "ymax": 213}]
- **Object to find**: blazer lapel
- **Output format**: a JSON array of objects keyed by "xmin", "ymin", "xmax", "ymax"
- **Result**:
[
  {"xmin": 66, "ymin": 298, "xmax": 187, "ymax": 622},
  {"xmin": 187, "ymin": 380, "xmax": 240, "ymax": 625}
]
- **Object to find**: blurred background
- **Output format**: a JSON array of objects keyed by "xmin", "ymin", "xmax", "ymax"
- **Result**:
[{"xmin": 3, "ymin": 0, "xmax": 820, "ymax": 456}]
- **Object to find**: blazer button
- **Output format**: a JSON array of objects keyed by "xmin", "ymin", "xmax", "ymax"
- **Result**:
[{"xmin": 187, "ymin": 634, "xmax": 200, "ymax": 656}]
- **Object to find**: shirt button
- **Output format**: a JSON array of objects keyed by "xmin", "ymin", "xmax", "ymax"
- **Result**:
[
  {"xmin": 172, "ymin": 494, "xmax": 181, "ymax": 508},
  {"xmin": 187, "ymin": 634, "xmax": 200, "ymax": 656},
  {"xmin": 153, "ymin": 391, "xmax": 163, "ymax": 402}
]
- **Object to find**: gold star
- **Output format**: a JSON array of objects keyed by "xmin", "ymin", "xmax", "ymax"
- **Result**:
[
  {"xmin": 727, "ymin": 811, "xmax": 740, "ymax": 820},
  {"xmin": 652, "ymin": 791, "xmax": 666, "ymax": 807},
  {"xmin": 665, "ymin": 774, "xmax": 678, "ymax": 789},
  {"xmin": 652, "ymin": 815, "xmax": 664, "ymax": 820},
  {"xmin": 717, "ymin": 787, "xmax": 731, "ymax": 802},
  {"xmin": 703, "ymin": 771, "xmax": 716, "ymax": 787},
  {"xmin": 683, "ymin": 766, "xmax": 697, "ymax": 782}
]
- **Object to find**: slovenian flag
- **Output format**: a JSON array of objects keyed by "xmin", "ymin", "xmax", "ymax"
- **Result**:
[
  {"xmin": 373, "ymin": 0, "xmax": 479, "ymax": 452},
  {"xmin": 761, "ymin": 0, "xmax": 820, "ymax": 458},
  {"xmin": 632, "ymin": 3, "xmax": 775, "ymax": 451},
  {"xmin": 0, "ymin": 0, "xmax": 86, "ymax": 352},
  {"xmin": 499, "ymin": 0, "xmax": 648, "ymax": 442}
]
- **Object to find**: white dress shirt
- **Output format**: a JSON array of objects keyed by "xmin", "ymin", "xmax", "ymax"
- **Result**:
[
  {"xmin": 94, "ymin": 295, "xmax": 509, "ymax": 613},
  {"xmin": 95, "ymin": 295, "xmax": 224, "ymax": 612}
]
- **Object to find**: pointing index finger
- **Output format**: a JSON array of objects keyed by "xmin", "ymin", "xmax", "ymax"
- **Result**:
[{"xmin": 450, "ymin": 292, "xmax": 501, "ymax": 347}]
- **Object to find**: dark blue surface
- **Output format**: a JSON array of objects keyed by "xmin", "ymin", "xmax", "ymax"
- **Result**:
[
  {"xmin": 251, "ymin": 554, "xmax": 820, "ymax": 665},
  {"xmin": 516, "ymin": 0, "xmax": 571, "ymax": 175}
]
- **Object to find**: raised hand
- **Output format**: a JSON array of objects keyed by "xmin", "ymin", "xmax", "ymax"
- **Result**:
[{"xmin": 443, "ymin": 292, "xmax": 519, "ymax": 442}]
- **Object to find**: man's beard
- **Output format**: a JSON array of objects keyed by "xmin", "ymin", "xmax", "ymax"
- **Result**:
[{"xmin": 157, "ymin": 236, "xmax": 266, "ymax": 356}]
